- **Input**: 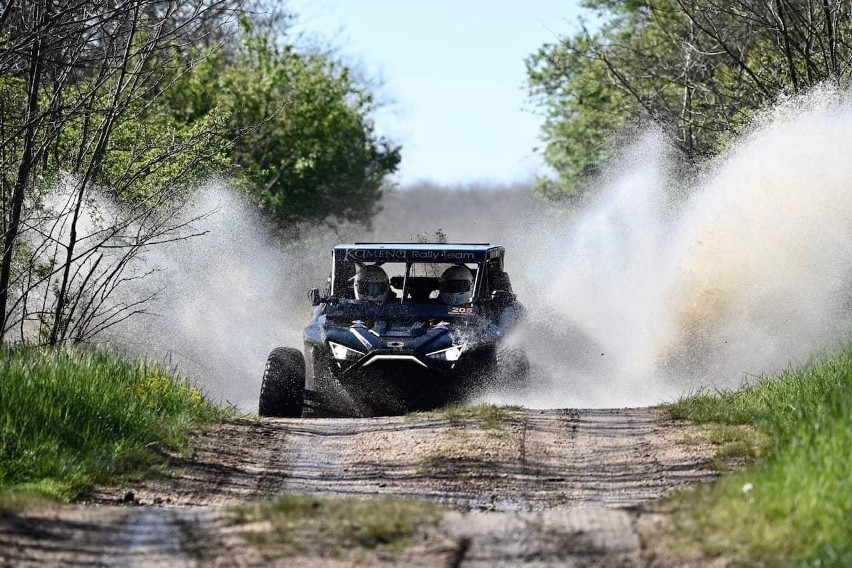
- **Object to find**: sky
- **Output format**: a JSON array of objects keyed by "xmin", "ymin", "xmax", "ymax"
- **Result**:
[{"xmin": 287, "ymin": 1, "xmax": 583, "ymax": 186}]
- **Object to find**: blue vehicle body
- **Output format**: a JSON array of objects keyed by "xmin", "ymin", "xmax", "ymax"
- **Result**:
[{"xmin": 283, "ymin": 243, "xmax": 524, "ymax": 416}]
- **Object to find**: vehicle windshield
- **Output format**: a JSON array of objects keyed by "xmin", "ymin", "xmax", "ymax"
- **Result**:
[{"xmin": 337, "ymin": 261, "xmax": 481, "ymax": 305}]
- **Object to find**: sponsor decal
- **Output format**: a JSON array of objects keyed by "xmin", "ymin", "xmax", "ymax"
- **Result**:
[
  {"xmin": 347, "ymin": 249, "xmax": 476, "ymax": 262},
  {"xmin": 409, "ymin": 250, "xmax": 476, "ymax": 261},
  {"xmin": 348, "ymin": 249, "xmax": 407, "ymax": 261},
  {"xmin": 449, "ymin": 306, "xmax": 474, "ymax": 315}
]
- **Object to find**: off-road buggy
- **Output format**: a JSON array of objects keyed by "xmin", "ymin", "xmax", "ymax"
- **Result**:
[{"xmin": 258, "ymin": 243, "xmax": 527, "ymax": 417}]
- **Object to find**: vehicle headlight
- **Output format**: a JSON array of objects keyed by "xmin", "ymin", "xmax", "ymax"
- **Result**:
[
  {"xmin": 426, "ymin": 343, "xmax": 467, "ymax": 362},
  {"xmin": 329, "ymin": 341, "xmax": 364, "ymax": 361}
]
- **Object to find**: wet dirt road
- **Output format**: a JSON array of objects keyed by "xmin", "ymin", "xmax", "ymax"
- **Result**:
[{"xmin": 0, "ymin": 408, "xmax": 718, "ymax": 566}]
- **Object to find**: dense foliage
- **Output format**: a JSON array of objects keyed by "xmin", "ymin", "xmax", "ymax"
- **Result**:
[
  {"xmin": 168, "ymin": 19, "xmax": 400, "ymax": 226},
  {"xmin": 0, "ymin": 2, "xmax": 398, "ymax": 344},
  {"xmin": 528, "ymin": 0, "xmax": 852, "ymax": 197}
]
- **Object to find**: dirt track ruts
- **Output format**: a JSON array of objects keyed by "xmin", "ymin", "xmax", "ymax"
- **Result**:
[{"xmin": 0, "ymin": 408, "xmax": 720, "ymax": 567}]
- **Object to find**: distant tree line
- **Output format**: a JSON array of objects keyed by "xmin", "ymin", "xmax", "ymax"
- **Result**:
[
  {"xmin": 0, "ymin": 0, "xmax": 399, "ymax": 344},
  {"xmin": 527, "ymin": 0, "xmax": 852, "ymax": 197}
]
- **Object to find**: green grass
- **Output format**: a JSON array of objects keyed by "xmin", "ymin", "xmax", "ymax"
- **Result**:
[
  {"xmin": 406, "ymin": 403, "xmax": 513, "ymax": 431},
  {"xmin": 0, "ymin": 346, "xmax": 227, "ymax": 503},
  {"xmin": 443, "ymin": 403, "xmax": 512, "ymax": 430},
  {"xmin": 233, "ymin": 494, "xmax": 441, "ymax": 553},
  {"xmin": 663, "ymin": 348, "xmax": 852, "ymax": 566},
  {"xmin": 682, "ymin": 423, "xmax": 771, "ymax": 472}
]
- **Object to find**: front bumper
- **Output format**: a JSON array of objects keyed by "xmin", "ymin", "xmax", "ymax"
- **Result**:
[
  {"xmin": 324, "ymin": 348, "xmax": 487, "ymax": 414},
  {"xmin": 329, "ymin": 348, "xmax": 466, "ymax": 377},
  {"xmin": 309, "ymin": 340, "xmax": 497, "ymax": 415}
]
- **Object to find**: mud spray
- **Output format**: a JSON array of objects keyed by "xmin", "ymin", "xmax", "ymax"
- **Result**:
[{"xmin": 109, "ymin": 88, "xmax": 852, "ymax": 411}]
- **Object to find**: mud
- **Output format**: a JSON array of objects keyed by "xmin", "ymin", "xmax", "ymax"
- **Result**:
[{"xmin": 0, "ymin": 408, "xmax": 721, "ymax": 566}]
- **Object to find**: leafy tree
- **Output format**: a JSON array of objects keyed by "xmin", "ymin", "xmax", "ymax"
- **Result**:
[
  {"xmin": 527, "ymin": 0, "xmax": 852, "ymax": 197},
  {"xmin": 0, "ymin": 2, "xmax": 399, "ymax": 345},
  {"xmin": 527, "ymin": 32, "xmax": 633, "ymax": 198},
  {"xmin": 0, "ymin": 0, "xmax": 242, "ymax": 344},
  {"xmin": 168, "ymin": 20, "xmax": 401, "ymax": 227}
]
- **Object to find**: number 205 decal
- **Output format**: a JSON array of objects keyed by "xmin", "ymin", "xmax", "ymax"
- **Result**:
[{"xmin": 450, "ymin": 306, "xmax": 474, "ymax": 314}]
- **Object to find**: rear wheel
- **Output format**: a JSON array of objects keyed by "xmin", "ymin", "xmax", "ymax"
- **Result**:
[{"xmin": 259, "ymin": 347, "xmax": 306, "ymax": 417}]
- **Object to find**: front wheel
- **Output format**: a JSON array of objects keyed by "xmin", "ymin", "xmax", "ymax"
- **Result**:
[{"xmin": 259, "ymin": 347, "xmax": 306, "ymax": 417}]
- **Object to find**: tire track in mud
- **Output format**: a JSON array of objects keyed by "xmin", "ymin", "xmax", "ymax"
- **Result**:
[
  {"xmin": 115, "ymin": 508, "xmax": 190, "ymax": 567},
  {"xmin": 0, "ymin": 506, "xmax": 265, "ymax": 568},
  {"xmin": 0, "ymin": 418, "xmax": 282, "ymax": 568},
  {"xmin": 110, "ymin": 419, "xmax": 292, "ymax": 566},
  {"xmin": 262, "ymin": 407, "xmax": 718, "ymax": 566},
  {"xmin": 0, "ymin": 408, "xmax": 719, "ymax": 567},
  {"xmin": 275, "ymin": 418, "xmax": 360, "ymax": 496},
  {"xmin": 190, "ymin": 409, "xmax": 711, "ymax": 512},
  {"xmin": 421, "ymin": 408, "xmax": 709, "ymax": 566}
]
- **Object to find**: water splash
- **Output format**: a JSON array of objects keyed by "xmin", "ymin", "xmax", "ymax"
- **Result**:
[
  {"xmin": 106, "ymin": 184, "xmax": 318, "ymax": 409},
  {"xmin": 512, "ymin": 87, "xmax": 852, "ymax": 407},
  {"xmin": 108, "ymin": 88, "xmax": 852, "ymax": 411}
]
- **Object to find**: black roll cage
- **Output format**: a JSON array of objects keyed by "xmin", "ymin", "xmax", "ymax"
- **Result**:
[{"xmin": 329, "ymin": 243, "xmax": 505, "ymax": 305}]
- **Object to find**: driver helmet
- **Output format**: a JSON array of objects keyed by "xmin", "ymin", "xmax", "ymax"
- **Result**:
[
  {"xmin": 439, "ymin": 265, "xmax": 473, "ymax": 305},
  {"xmin": 354, "ymin": 264, "xmax": 389, "ymax": 302}
]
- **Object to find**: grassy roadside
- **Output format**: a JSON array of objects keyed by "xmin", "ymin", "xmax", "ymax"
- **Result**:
[
  {"xmin": 662, "ymin": 348, "xmax": 852, "ymax": 566},
  {"xmin": 0, "ymin": 346, "xmax": 227, "ymax": 505}
]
